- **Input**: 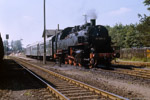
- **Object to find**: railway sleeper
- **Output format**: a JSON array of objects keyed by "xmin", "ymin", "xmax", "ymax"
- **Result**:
[
  {"xmin": 43, "ymin": 94, "xmax": 55, "ymax": 99},
  {"xmin": 41, "ymin": 91, "xmax": 51, "ymax": 95},
  {"xmin": 57, "ymin": 86, "xmax": 77, "ymax": 89},
  {"xmin": 60, "ymin": 90, "xmax": 88, "ymax": 94},
  {"xmin": 63, "ymin": 92, "xmax": 96, "ymax": 97},
  {"xmin": 54, "ymin": 83, "xmax": 72, "ymax": 86},
  {"xmin": 62, "ymin": 91, "xmax": 93, "ymax": 95},
  {"xmin": 55, "ymin": 84, "xmax": 75, "ymax": 87},
  {"xmin": 69, "ymin": 95, "xmax": 101, "ymax": 100},
  {"xmin": 57, "ymin": 88, "xmax": 83, "ymax": 91}
]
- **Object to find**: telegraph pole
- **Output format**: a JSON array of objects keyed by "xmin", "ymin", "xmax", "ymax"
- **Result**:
[
  {"xmin": 58, "ymin": 24, "xmax": 59, "ymax": 31},
  {"xmin": 43, "ymin": 0, "xmax": 46, "ymax": 64}
]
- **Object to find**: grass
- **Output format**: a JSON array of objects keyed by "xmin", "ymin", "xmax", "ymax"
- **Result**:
[{"xmin": 117, "ymin": 57, "xmax": 150, "ymax": 62}]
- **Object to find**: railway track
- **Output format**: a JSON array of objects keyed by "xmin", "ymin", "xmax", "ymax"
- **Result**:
[
  {"xmin": 14, "ymin": 59, "xmax": 66, "ymax": 100},
  {"xmin": 95, "ymin": 67, "xmax": 150, "ymax": 79},
  {"xmin": 112, "ymin": 60, "xmax": 150, "ymax": 67},
  {"xmin": 111, "ymin": 61, "xmax": 150, "ymax": 79},
  {"xmin": 114, "ymin": 68, "xmax": 150, "ymax": 79},
  {"xmin": 11, "ymin": 57, "xmax": 128, "ymax": 100}
]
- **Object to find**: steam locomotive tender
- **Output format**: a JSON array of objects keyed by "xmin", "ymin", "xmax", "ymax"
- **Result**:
[
  {"xmin": 54, "ymin": 19, "xmax": 119, "ymax": 68},
  {"xmin": 26, "ymin": 19, "xmax": 119, "ymax": 68}
]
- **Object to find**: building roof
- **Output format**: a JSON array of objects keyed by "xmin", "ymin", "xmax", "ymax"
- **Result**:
[{"xmin": 42, "ymin": 29, "xmax": 62, "ymax": 38}]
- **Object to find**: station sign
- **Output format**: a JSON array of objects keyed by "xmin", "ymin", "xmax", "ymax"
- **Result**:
[
  {"xmin": 146, "ymin": 49, "xmax": 150, "ymax": 58},
  {"xmin": 147, "ymin": 49, "xmax": 150, "ymax": 52}
]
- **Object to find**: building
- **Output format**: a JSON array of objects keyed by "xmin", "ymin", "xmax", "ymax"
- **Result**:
[{"xmin": 42, "ymin": 29, "xmax": 62, "ymax": 38}]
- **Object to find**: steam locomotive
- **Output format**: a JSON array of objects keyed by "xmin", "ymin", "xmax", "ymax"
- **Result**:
[
  {"xmin": 26, "ymin": 19, "xmax": 120, "ymax": 68},
  {"xmin": 0, "ymin": 34, "xmax": 4, "ymax": 62}
]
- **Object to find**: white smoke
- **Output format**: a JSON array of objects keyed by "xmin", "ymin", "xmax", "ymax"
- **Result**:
[{"xmin": 87, "ymin": 9, "xmax": 98, "ymax": 19}]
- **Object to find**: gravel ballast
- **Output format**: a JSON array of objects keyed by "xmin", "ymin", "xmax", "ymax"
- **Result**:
[{"xmin": 13, "ymin": 56, "xmax": 150, "ymax": 99}]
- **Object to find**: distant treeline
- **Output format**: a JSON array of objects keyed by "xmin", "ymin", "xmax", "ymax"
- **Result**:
[
  {"xmin": 3, "ymin": 40, "xmax": 23, "ymax": 54},
  {"xmin": 106, "ymin": 0, "xmax": 150, "ymax": 48}
]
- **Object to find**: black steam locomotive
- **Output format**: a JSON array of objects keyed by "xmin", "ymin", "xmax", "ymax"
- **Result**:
[
  {"xmin": 0, "ymin": 34, "xmax": 4, "ymax": 62},
  {"xmin": 26, "ymin": 19, "xmax": 119, "ymax": 68}
]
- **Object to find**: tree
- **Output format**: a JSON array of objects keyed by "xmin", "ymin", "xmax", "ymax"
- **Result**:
[
  {"xmin": 125, "ymin": 24, "xmax": 141, "ymax": 47},
  {"xmin": 107, "ymin": 24, "xmax": 142, "ymax": 48},
  {"xmin": 11, "ymin": 40, "xmax": 23, "ymax": 53},
  {"xmin": 107, "ymin": 24, "xmax": 127, "ymax": 48},
  {"xmin": 144, "ymin": 0, "xmax": 150, "ymax": 11},
  {"xmin": 3, "ymin": 40, "xmax": 9, "ymax": 54},
  {"xmin": 137, "ymin": 0, "xmax": 150, "ymax": 47},
  {"xmin": 106, "ymin": 0, "xmax": 150, "ymax": 48}
]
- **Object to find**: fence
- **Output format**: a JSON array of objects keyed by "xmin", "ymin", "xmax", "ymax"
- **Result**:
[{"xmin": 120, "ymin": 48, "xmax": 150, "ymax": 62}]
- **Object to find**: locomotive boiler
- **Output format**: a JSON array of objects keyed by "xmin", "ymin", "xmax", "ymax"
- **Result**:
[{"xmin": 55, "ymin": 19, "xmax": 120, "ymax": 68}]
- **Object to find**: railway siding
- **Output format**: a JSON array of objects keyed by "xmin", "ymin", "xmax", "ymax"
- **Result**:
[
  {"xmin": 112, "ymin": 60, "xmax": 150, "ymax": 67},
  {"xmin": 111, "ymin": 61, "xmax": 150, "ymax": 79}
]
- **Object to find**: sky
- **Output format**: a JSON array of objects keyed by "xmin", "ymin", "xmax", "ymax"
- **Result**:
[{"xmin": 0, "ymin": 0, "xmax": 149, "ymax": 47}]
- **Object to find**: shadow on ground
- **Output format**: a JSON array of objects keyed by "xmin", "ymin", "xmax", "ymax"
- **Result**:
[
  {"xmin": 111, "ymin": 64, "xmax": 145, "ymax": 70},
  {"xmin": 0, "ymin": 59, "xmax": 46, "ymax": 91}
]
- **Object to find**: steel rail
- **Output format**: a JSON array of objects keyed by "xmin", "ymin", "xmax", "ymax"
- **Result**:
[
  {"xmin": 112, "ymin": 61, "xmax": 150, "ymax": 67},
  {"xmin": 12, "ymin": 57, "xmax": 128, "ymax": 100},
  {"xmin": 111, "ymin": 61, "xmax": 150, "ymax": 79},
  {"xmin": 133, "ymin": 68, "xmax": 150, "ymax": 73},
  {"xmin": 115, "ymin": 69, "xmax": 150, "ymax": 79},
  {"xmin": 14, "ymin": 60, "xmax": 69, "ymax": 100}
]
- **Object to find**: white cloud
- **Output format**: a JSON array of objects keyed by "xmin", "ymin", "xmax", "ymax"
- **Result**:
[
  {"xmin": 23, "ymin": 16, "xmax": 33, "ymax": 21},
  {"xmin": 109, "ymin": 7, "xmax": 131, "ymax": 16}
]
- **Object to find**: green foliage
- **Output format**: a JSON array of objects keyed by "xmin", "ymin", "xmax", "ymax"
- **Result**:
[
  {"xmin": 125, "ymin": 24, "xmax": 142, "ymax": 48},
  {"xmin": 136, "ymin": 0, "xmax": 150, "ymax": 47},
  {"xmin": 144, "ymin": 0, "xmax": 150, "ymax": 10},
  {"xmin": 3, "ymin": 40, "xmax": 23, "ymax": 54},
  {"xmin": 106, "ymin": 24, "xmax": 126, "ymax": 48},
  {"xmin": 118, "ymin": 57, "xmax": 150, "ymax": 62},
  {"xmin": 142, "ymin": 58, "xmax": 147, "ymax": 62},
  {"xmin": 11, "ymin": 40, "xmax": 23, "ymax": 52},
  {"xmin": 130, "ymin": 57, "xmax": 146, "ymax": 62},
  {"xmin": 106, "ymin": 24, "xmax": 142, "ymax": 48},
  {"xmin": 131, "ymin": 57, "xmax": 148, "ymax": 62},
  {"xmin": 106, "ymin": 0, "xmax": 150, "ymax": 48},
  {"xmin": 3, "ymin": 40, "xmax": 9, "ymax": 52}
]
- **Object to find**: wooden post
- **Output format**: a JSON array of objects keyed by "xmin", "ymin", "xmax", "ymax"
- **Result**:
[{"xmin": 43, "ymin": 0, "xmax": 46, "ymax": 64}]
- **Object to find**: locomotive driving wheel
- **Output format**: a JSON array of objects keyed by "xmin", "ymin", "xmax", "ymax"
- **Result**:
[
  {"xmin": 64, "ymin": 54, "xmax": 68, "ymax": 64},
  {"xmin": 74, "ymin": 53, "xmax": 83, "ymax": 67},
  {"xmin": 89, "ymin": 58, "xmax": 97, "ymax": 68}
]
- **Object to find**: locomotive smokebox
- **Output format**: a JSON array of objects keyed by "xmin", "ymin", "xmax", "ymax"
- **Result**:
[{"xmin": 91, "ymin": 19, "xmax": 96, "ymax": 26}]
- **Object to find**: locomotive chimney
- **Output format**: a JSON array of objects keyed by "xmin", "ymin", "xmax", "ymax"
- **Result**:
[{"xmin": 91, "ymin": 19, "xmax": 96, "ymax": 26}]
